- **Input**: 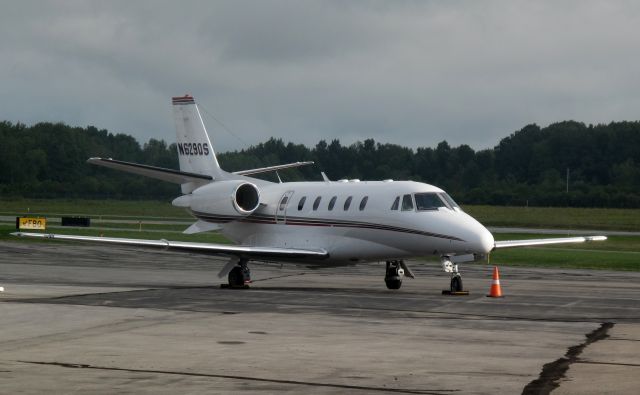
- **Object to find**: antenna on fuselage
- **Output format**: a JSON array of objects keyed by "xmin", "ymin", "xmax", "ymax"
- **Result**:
[
  {"xmin": 276, "ymin": 171, "xmax": 283, "ymax": 183},
  {"xmin": 321, "ymin": 172, "xmax": 331, "ymax": 183}
]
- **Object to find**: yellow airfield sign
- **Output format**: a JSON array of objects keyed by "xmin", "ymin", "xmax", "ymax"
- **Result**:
[{"xmin": 18, "ymin": 217, "xmax": 46, "ymax": 230}]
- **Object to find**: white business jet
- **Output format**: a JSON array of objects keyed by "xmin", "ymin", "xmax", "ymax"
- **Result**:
[{"xmin": 13, "ymin": 95, "xmax": 607, "ymax": 291}]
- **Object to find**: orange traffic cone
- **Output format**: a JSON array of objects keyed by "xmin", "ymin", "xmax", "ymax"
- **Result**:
[{"xmin": 487, "ymin": 266, "xmax": 503, "ymax": 297}]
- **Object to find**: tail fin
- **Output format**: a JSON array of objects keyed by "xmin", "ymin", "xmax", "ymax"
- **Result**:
[{"xmin": 172, "ymin": 95, "xmax": 225, "ymax": 192}]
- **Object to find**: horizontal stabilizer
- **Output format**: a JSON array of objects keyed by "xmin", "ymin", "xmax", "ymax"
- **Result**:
[
  {"xmin": 12, "ymin": 232, "xmax": 329, "ymax": 260},
  {"xmin": 88, "ymin": 157, "xmax": 212, "ymax": 184},
  {"xmin": 494, "ymin": 236, "xmax": 607, "ymax": 249},
  {"xmin": 234, "ymin": 161, "xmax": 314, "ymax": 176}
]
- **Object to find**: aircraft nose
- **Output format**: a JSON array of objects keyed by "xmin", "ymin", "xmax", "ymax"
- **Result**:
[{"xmin": 474, "ymin": 227, "xmax": 495, "ymax": 254}]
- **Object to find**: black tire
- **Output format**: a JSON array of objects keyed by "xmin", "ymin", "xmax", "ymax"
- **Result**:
[
  {"xmin": 241, "ymin": 266, "xmax": 251, "ymax": 283},
  {"xmin": 386, "ymin": 264, "xmax": 400, "ymax": 278},
  {"xmin": 450, "ymin": 275, "xmax": 463, "ymax": 292},
  {"xmin": 228, "ymin": 266, "xmax": 244, "ymax": 287},
  {"xmin": 385, "ymin": 276, "xmax": 402, "ymax": 290}
]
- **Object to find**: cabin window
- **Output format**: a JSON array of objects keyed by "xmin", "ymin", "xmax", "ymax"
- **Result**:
[
  {"xmin": 297, "ymin": 196, "xmax": 307, "ymax": 211},
  {"xmin": 279, "ymin": 196, "xmax": 289, "ymax": 211},
  {"xmin": 414, "ymin": 193, "xmax": 447, "ymax": 211},
  {"xmin": 401, "ymin": 194, "xmax": 414, "ymax": 211},
  {"xmin": 391, "ymin": 196, "xmax": 400, "ymax": 210},
  {"xmin": 344, "ymin": 196, "xmax": 353, "ymax": 210},
  {"xmin": 312, "ymin": 196, "xmax": 321, "ymax": 211},
  {"xmin": 328, "ymin": 196, "xmax": 337, "ymax": 210},
  {"xmin": 359, "ymin": 196, "xmax": 368, "ymax": 211}
]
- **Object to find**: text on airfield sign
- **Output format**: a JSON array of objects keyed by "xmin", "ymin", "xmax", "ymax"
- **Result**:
[{"xmin": 18, "ymin": 217, "xmax": 46, "ymax": 230}]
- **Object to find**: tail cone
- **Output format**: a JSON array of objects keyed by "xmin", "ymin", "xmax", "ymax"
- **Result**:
[{"xmin": 487, "ymin": 266, "xmax": 503, "ymax": 298}]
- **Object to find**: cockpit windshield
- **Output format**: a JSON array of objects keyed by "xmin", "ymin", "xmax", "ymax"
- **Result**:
[
  {"xmin": 414, "ymin": 193, "xmax": 448, "ymax": 210},
  {"xmin": 414, "ymin": 192, "xmax": 461, "ymax": 211},
  {"xmin": 439, "ymin": 192, "xmax": 460, "ymax": 210}
]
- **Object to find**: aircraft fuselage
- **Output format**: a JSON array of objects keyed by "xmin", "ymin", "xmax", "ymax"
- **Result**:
[{"xmin": 190, "ymin": 180, "xmax": 495, "ymax": 264}]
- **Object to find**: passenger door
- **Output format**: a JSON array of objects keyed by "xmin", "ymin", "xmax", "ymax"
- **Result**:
[{"xmin": 275, "ymin": 191, "xmax": 294, "ymax": 224}]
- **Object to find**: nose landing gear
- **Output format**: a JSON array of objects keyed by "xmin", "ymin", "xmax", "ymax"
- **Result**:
[
  {"xmin": 441, "ymin": 256, "xmax": 469, "ymax": 295},
  {"xmin": 450, "ymin": 273, "xmax": 463, "ymax": 293}
]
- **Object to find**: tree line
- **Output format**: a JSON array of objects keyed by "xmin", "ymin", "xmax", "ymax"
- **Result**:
[{"xmin": 1, "ymin": 120, "xmax": 639, "ymax": 207}]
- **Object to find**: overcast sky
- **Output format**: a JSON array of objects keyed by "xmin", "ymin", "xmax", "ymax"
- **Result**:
[{"xmin": 2, "ymin": 1, "xmax": 639, "ymax": 152}]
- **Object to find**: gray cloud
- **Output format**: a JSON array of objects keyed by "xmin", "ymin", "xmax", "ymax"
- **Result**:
[{"xmin": 2, "ymin": 1, "xmax": 640, "ymax": 153}]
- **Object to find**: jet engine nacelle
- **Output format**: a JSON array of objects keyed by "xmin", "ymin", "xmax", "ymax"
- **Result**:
[{"xmin": 178, "ymin": 180, "xmax": 261, "ymax": 218}]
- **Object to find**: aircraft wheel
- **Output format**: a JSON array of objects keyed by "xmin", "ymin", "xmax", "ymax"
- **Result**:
[
  {"xmin": 385, "ymin": 276, "xmax": 402, "ymax": 289},
  {"xmin": 450, "ymin": 275, "xmax": 463, "ymax": 292},
  {"xmin": 228, "ymin": 266, "xmax": 246, "ymax": 287},
  {"xmin": 385, "ymin": 261, "xmax": 403, "ymax": 289}
]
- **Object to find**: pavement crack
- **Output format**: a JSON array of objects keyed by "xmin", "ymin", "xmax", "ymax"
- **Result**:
[
  {"xmin": 575, "ymin": 360, "xmax": 640, "ymax": 368},
  {"xmin": 16, "ymin": 360, "xmax": 458, "ymax": 395},
  {"xmin": 521, "ymin": 322, "xmax": 614, "ymax": 395}
]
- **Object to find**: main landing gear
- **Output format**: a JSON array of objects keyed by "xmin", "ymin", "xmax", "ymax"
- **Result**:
[
  {"xmin": 441, "ymin": 256, "xmax": 468, "ymax": 295},
  {"xmin": 385, "ymin": 260, "xmax": 404, "ymax": 289},
  {"xmin": 227, "ymin": 258, "xmax": 251, "ymax": 288},
  {"xmin": 384, "ymin": 260, "xmax": 414, "ymax": 290}
]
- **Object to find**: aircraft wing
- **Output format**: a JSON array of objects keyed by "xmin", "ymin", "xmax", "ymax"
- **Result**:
[
  {"xmin": 494, "ymin": 235, "xmax": 607, "ymax": 249},
  {"xmin": 11, "ymin": 232, "xmax": 329, "ymax": 260},
  {"xmin": 233, "ymin": 161, "xmax": 314, "ymax": 176},
  {"xmin": 87, "ymin": 157, "xmax": 213, "ymax": 184}
]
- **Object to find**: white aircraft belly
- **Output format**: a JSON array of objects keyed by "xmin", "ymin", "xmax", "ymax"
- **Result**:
[{"xmin": 219, "ymin": 218, "xmax": 459, "ymax": 263}]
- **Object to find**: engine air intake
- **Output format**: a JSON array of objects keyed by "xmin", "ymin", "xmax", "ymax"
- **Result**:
[{"xmin": 233, "ymin": 183, "xmax": 260, "ymax": 214}]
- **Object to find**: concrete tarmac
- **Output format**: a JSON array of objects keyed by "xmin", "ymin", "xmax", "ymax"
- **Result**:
[{"xmin": 1, "ymin": 241, "xmax": 638, "ymax": 394}]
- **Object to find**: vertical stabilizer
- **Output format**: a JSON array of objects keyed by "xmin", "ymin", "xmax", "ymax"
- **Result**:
[{"xmin": 172, "ymin": 95, "xmax": 225, "ymax": 192}]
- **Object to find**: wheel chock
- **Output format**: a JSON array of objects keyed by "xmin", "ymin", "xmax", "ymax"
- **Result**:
[{"xmin": 441, "ymin": 290, "xmax": 470, "ymax": 296}]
